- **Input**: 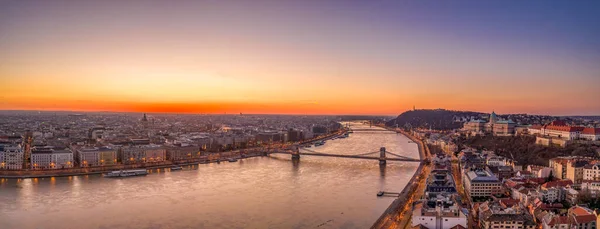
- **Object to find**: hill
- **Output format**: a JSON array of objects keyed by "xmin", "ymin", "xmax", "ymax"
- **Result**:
[
  {"xmin": 385, "ymin": 109, "xmax": 485, "ymax": 130},
  {"xmin": 455, "ymin": 135, "xmax": 599, "ymax": 166}
]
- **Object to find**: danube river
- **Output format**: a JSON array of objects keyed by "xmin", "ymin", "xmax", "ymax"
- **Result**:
[{"xmin": 0, "ymin": 123, "xmax": 419, "ymax": 229}]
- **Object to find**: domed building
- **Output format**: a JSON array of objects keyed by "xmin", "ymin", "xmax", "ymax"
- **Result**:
[{"xmin": 463, "ymin": 111, "xmax": 516, "ymax": 136}]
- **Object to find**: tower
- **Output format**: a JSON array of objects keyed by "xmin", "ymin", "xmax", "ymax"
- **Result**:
[
  {"xmin": 489, "ymin": 111, "xmax": 497, "ymax": 124},
  {"xmin": 142, "ymin": 113, "xmax": 148, "ymax": 122}
]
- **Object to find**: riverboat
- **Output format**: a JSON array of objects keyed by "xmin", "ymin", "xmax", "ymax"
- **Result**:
[{"xmin": 104, "ymin": 169, "xmax": 148, "ymax": 178}]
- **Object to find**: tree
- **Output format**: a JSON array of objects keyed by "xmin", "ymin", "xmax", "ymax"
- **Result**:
[{"xmin": 546, "ymin": 170, "xmax": 554, "ymax": 183}]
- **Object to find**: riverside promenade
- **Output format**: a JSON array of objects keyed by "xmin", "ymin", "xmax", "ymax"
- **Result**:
[
  {"xmin": 371, "ymin": 126, "xmax": 431, "ymax": 229},
  {"xmin": 0, "ymin": 131, "xmax": 346, "ymax": 179}
]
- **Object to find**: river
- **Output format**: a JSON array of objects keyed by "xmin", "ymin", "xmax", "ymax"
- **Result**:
[{"xmin": 0, "ymin": 123, "xmax": 419, "ymax": 229}]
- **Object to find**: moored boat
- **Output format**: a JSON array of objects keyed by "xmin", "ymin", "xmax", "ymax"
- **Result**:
[
  {"xmin": 104, "ymin": 169, "xmax": 148, "ymax": 178},
  {"xmin": 170, "ymin": 166, "xmax": 183, "ymax": 171},
  {"xmin": 314, "ymin": 141, "xmax": 325, "ymax": 146}
]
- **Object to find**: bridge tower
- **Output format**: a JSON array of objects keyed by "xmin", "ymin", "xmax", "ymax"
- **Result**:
[
  {"xmin": 291, "ymin": 146, "xmax": 300, "ymax": 160},
  {"xmin": 379, "ymin": 147, "xmax": 386, "ymax": 165}
]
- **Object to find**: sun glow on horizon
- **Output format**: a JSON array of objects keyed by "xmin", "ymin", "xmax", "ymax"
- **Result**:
[{"xmin": 1, "ymin": 1, "xmax": 599, "ymax": 116}]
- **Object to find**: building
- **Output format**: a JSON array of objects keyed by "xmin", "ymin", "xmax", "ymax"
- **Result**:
[
  {"xmin": 165, "ymin": 146, "xmax": 201, "ymax": 161},
  {"xmin": 567, "ymin": 160, "xmax": 591, "ymax": 188},
  {"xmin": 30, "ymin": 147, "xmax": 74, "ymax": 169},
  {"xmin": 581, "ymin": 180, "xmax": 600, "ymax": 197},
  {"xmin": 486, "ymin": 156, "xmax": 508, "ymax": 167},
  {"xmin": 463, "ymin": 112, "xmax": 516, "ymax": 136},
  {"xmin": 493, "ymin": 120, "xmax": 516, "ymax": 136},
  {"xmin": 411, "ymin": 194, "xmax": 468, "ymax": 229},
  {"xmin": 464, "ymin": 169, "xmax": 502, "ymax": 200},
  {"xmin": 88, "ymin": 126, "xmax": 105, "ymax": 140},
  {"xmin": 580, "ymin": 128, "xmax": 600, "ymax": 141},
  {"xmin": 527, "ymin": 165, "xmax": 553, "ymax": 178},
  {"xmin": 463, "ymin": 120, "xmax": 486, "ymax": 134},
  {"xmin": 549, "ymin": 157, "xmax": 593, "ymax": 180},
  {"xmin": 287, "ymin": 129, "xmax": 304, "ymax": 142},
  {"xmin": 478, "ymin": 201, "xmax": 536, "ymax": 229},
  {"xmin": 529, "ymin": 121, "xmax": 600, "ymax": 141},
  {"xmin": 76, "ymin": 147, "xmax": 118, "ymax": 167},
  {"xmin": 583, "ymin": 162, "xmax": 600, "ymax": 181},
  {"xmin": 489, "ymin": 166, "xmax": 514, "ymax": 181},
  {"xmin": 121, "ymin": 145, "xmax": 166, "ymax": 164},
  {"xmin": 567, "ymin": 206, "xmax": 597, "ymax": 229},
  {"xmin": 0, "ymin": 144, "xmax": 24, "ymax": 170},
  {"xmin": 538, "ymin": 180, "xmax": 572, "ymax": 203},
  {"xmin": 427, "ymin": 171, "xmax": 457, "ymax": 194},
  {"xmin": 542, "ymin": 215, "xmax": 569, "ymax": 229}
]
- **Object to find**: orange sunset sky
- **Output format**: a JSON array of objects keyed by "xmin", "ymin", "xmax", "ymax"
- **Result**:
[{"xmin": 1, "ymin": 1, "xmax": 599, "ymax": 115}]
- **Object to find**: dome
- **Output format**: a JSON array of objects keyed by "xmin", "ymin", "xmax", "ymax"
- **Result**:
[{"xmin": 489, "ymin": 111, "xmax": 497, "ymax": 123}]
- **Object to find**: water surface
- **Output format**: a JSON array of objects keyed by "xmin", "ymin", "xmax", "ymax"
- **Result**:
[{"xmin": 0, "ymin": 123, "xmax": 419, "ymax": 229}]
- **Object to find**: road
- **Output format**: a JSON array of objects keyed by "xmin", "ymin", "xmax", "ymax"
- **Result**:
[{"xmin": 371, "ymin": 126, "xmax": 432, "ymax": 229}]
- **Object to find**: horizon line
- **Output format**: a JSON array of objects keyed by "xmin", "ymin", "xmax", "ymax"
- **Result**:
[{"xmin": 0, "ymin": 109, "xmax": 598, "ymax": 117}]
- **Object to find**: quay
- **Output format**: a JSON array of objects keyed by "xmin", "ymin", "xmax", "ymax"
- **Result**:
[
  {"xmin": 0, "ymin": 130, "xmax": 347, "ymax": 179},
  {"xmin": 371, "ymin": 125, "xmax": 431, "ymax": 229}
]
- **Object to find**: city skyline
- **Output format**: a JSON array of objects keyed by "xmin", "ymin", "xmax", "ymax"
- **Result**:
[{"xmin": 1, "ymin": 1, "xmax": 599, "ymax": 115}]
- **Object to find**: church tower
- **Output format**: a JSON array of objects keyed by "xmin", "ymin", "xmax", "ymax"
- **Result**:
[{"xmin": 489, "ymin": 111, "xmax": 498, "ymax": 124}]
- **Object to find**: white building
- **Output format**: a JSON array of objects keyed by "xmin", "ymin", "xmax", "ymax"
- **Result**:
[
  {"xmin": 76, "ymin": 147, "xmax": 118, "ymax": 167},
  {"xmin": 51, "ymin": 150, "xmax": 74, "ymax": 169},
  {"xmin": 583, "ymin": 163, "xmax": 600, "ymax": 181},
  {"xmin": 31, "ymin": 147, "xmax": 74, "ymax": 169},
  {"xmin": 529, "ymin": 121, "xmax": 600, "ymax": 141},
  {"xmin": 411, "ymin": 194, "xmax": 468, "ymax": 229},
  {"xmin": 580, "ymin": 128, "xmax": 600, "ymax": 141},
  {"xmin": 486, "ymin": 156, "xmax": 507, "ymax": 167},
  {"xmin": 539, "ymin": 187, "xmax": 560, "ymax": 203},
  {"xmin": 581, "ymin": 181, "xmax": 600, "ymax": 197},
  {"xmin": 527, "ymin": 165, "xmax": 553, "ymax": 178},
  {"xmin": 0, "ymin": 144, "xmax": 24, "ymax": 170}
]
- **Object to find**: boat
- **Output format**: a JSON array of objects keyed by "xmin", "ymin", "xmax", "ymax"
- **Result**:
[
  {"xmin": 104, "ymin": 169, "xmax": 148, "ymax": 178},
  {"xmin": 170, "ymin": 166, "xmax": 183, "ymax": 171},
  {"xmin": 314, "ymin": 141, "xmax": 325, "ymax": 146},
  {"xmin": 377, "ymin": 191, "xmax": 384, "ymax": 197},
  {"xmin": 228, "ymin": 158, "xmax": 238, "ymax": 163}
]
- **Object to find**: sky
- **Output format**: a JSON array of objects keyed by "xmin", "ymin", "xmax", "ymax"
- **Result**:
[{"xmin": 1, "ymin": 1, "xmax": 599, "ymax": 116}]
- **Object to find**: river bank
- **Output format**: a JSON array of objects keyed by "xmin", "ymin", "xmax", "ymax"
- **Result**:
[
  {"xmin": 0, "ymin": 131, "xmax": 346, "ymax": 179},
  {"xmin": 1, "ymin": 124, "xmax": 414, "ymax": 229},
  {"xmin": 371, "ymin": 126, "xmax": 431, "ymax": 229}
]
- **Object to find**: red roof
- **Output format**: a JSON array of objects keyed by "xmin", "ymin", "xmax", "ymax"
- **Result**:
[
  {"xmin": 548, "ymin": 216, "xmax": 569, "ymax": 226},
  {"xmin": 570, "ymin": 206, "xmax": 593, "ymax": 216},
  {"xmin": 542, "ymin": 180, "xmax": 573, "ymax": 189},
  {"xmin": 499, "ymin": 198, "xmax": 520, "ymax": 207},
  {"xmin": 569, "ymin": 206, "xmax": 597, "ymax": 224},
  {"xmin": 582, "ymin": 127, "xmax": 600, "ymax": 135},
  {"xmin": 573, "ymin": 215, "xmax": 597, "ymax": 224},
  {"xmin": 544, "ymin": 125, "xmax": 585, "ymax": 132}
]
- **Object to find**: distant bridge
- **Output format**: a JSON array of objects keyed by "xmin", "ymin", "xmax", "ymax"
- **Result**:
[{"xmin": 349, "ymin": 129, "xmax": 395, "ymax": 132}]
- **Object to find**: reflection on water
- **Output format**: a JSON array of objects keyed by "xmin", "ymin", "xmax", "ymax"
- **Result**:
[{"xmin": 0, "ymin": 123, "xmax": 419, "ymax": 229}]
